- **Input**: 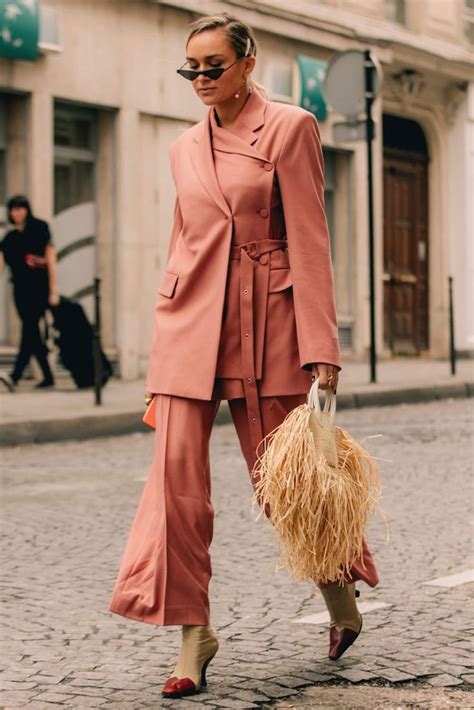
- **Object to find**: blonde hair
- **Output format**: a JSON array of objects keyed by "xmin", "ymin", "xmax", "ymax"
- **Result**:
[{"xmin": 186, "ymin": 11, "xmax": 268, "ymax": 99}]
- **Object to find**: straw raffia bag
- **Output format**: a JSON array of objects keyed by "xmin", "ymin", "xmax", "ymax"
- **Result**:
[{"xmin": 251, "ymin": 377, "xmax": 382, "ymax": 585}]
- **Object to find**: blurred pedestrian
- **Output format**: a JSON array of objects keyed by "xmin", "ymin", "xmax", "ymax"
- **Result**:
[{"xmin": 0, "ymin": 195, "xmax": 59, "ymax": 391}]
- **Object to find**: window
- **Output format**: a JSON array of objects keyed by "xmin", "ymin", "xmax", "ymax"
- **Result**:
[
  {"xmin": 39, "ymin": 5, "xmax": 60, "ymax": 51},
  {"xmin": 262, "ymin": 57, "xmax": 293, "ymax": 102},
  {"xmin": 384, "ymin": 0, "xmax": 405, "ymax": 25},
  {"xmin": 53, "ymin": 103, "xmax": 97, "ymax": 324},
  {"xmin": 464, "ymin": 0, "xmax": 474, "ymax": 45},
  {"xmin": 323, "ymin": 148, "xmax": 336, "ymax": 259},
  {"xmin": 0, "ymin": 96, "xmax": 7, "ymax": 224},
  {"xmin": 54, "ymin": 106, "xmax": 96, "ymax": 214},
  {"xmin": 54, "ymin": 112, "xmax": 95, "ymax": 151},
  {"xmin": 323, "ymin": 148, "xmax": 354, "ymax": 348},
  {"xmin": 54, "ymin": 160, "xmax": 94, "ymax": 215},
  {"xmin": 0, "ymin": 96, "xmax": 7, "ymax": 345}
]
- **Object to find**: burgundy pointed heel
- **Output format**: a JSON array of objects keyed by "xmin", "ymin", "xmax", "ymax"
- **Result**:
[
  {"xmin": 329, "ymin": 613, "xmax": 363, "ymax": 660},
  {"xmin": 161, "ymin": 651, "xmax": 217, "ymax": 698},
  {"xmin": 319, "ymin": 582, "xmax": 363, "ymax": 661}
]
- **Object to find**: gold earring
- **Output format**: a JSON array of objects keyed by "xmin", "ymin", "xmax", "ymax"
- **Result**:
[{"xmin": 234, "ymin": 77, "xmax": 247, "ymax": 99}]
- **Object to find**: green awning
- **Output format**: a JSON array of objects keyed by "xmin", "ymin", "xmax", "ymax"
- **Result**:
[
  {"xmin": 294, "ymin": 55, "xmax": 328, "ymax": 122},
  {"xmin": 0, "ymin": 0, "xmax": 39, "ymax": 62}
]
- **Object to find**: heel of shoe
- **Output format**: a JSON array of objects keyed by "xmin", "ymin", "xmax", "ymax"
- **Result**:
[{"xmin": 200, "ymin": 651, "xmax": 217, "ymax": 687}]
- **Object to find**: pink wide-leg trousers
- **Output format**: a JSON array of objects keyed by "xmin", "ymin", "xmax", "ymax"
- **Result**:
[{"xmin": 108, "ymin": 393, "xmax": 379, "ymax": 626}]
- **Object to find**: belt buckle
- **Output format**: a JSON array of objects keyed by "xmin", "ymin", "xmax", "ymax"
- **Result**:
[
  {"xmin": 243, "ymin": 241, "xmax": 259, "ymax": 259},
  {"xmin": 251, "ymin": 241, "xmax": 261, "ymax": 259}
]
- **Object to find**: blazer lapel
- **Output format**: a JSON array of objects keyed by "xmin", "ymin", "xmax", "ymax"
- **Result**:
[
  {"xmin": 190, "ymin": 90, "xmax": 269, "ymax": 218},
  {"xmin": 190, "ymin": 112, "xmax": 232, "ymax": 218}
]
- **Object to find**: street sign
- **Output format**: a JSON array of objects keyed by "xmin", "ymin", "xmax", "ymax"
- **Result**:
[
  {"xmin": 0, "ymin": 0, "xmax": 39, "ymax": 61},
  {"xmin": 324, "ymin": 49, "xmax": 383, "ymax": 384},
  {"xmin": 293, "ymin": 55, "xmax": 328, "ymax": 122},
  {"xmin": 323, "ymin": 49, "xmax": 382, "ymax": 117}
]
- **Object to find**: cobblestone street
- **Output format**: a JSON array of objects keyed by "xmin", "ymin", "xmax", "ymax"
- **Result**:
[{"xmin": 1, "ymin": 398, "xmax": 473, "ymax": 708}]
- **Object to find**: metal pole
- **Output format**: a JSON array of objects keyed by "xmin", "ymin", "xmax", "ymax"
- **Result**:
[
  {"xmin": 448, "ymin": 275, "xmax": 456, "ymax": 375},
  {"xmin": 93, "ymin": 277, "xmax": 103, "ymax": 405},
  {"xmin": 364, "ymin": 50, "xmax": 377, "ymax": 384}
]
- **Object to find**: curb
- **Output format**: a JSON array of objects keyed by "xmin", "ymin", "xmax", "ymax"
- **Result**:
[
  {"xmin": 0, "ymin": 381, "xmax": 471, "ymax": 447},
  {"xmin": 335, "ymin": 381, "xmax": 472, "ymax": 409}
]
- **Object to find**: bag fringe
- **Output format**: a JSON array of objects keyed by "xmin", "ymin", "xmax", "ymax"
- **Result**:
[{"xmin": 251, "ymin": 404, "xmax": 381, "ymax": 584}]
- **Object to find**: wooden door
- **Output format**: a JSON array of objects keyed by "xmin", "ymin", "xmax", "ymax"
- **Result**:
[{"xmin": 383, "ymin": 154, "xmax": 429, "ymax": 354}]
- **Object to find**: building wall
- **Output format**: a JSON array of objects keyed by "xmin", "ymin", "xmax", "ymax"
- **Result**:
[
  {"xmin": 0, "ymin": 0, "xmax": 472, "ymax": 381},
  {"xmin": 447, "ymin": 83, "xmax": 474, "ymax": 355}
]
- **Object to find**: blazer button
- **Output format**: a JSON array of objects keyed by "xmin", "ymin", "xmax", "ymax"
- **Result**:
[
  {"xmin": 264, "ymin": 162, "xmax": 273, "ymax": 171},
  {"xmin": 259, "ymin": 208, "xmax": 269, "ymax": 218},
  {"xmin": 259, "ymin": 255, "xmax": 268, "ymax": 265}
]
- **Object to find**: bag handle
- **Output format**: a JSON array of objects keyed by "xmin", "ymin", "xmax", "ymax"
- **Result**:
[{"xmin": 307, "ymin": 376, "xmax": 336, "ymax": 425}]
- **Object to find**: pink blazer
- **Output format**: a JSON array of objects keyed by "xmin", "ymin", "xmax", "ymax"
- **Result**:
[{"xmin": 145, "ymin": 89, "xmax": 341, "ymax": 401}]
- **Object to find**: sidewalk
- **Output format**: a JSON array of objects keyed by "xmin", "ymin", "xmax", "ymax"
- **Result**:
[{"xmin": 1, "ymin": 357, "xmax": 472, "ymax": 446}]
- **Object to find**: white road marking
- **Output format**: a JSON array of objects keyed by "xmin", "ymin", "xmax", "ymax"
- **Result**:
[
  {"xmin": 422, "ymin": 570, "xmax": 474, "ymax": 588},
  {"xmin": 292, "ymin": 601, "xmax": 391, "ymax": 625}
]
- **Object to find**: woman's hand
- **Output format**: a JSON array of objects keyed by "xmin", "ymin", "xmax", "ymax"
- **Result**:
[
  {"xmin": 145, "ymin": 391, "xmax": 154, "ymax": 407},
  {"xmin": 25, "ymin": 253, "xmax": 47, "ymax": 269},
  {"xmin": 311, "ymin": 363, "xmax": 339, "ymax": 393}
]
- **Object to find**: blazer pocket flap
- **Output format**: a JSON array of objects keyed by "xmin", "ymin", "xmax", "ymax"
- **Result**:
[
  {"xmin": 158, "ymin": 271, "xmax": 179, "ymax": 298},
  {"xmin": 268, "ymin": 267, "xmax": 293, "ymax": 293}
]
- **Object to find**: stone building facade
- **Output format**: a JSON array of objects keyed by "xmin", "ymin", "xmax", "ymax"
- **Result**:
[{"xmin": 0, "ymin": 0, "xmax": 472, "ymax": 380}]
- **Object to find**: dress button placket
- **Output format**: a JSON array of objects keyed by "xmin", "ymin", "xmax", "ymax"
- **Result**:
[{"xmin": 239, "ymin": 248, "xmax": 265, "ymax": 454}]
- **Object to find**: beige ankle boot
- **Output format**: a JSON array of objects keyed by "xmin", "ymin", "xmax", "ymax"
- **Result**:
[
  {"xmin": 319, "ymin": 581, "xmax": 361, "ymax": 632},
  {"xmin": 319, "ymin": 582, "xmax": 363, "ymax": 660},
  {"xmin": 162, "ymin": 624, "xmax": 219, "ymax": 698}
]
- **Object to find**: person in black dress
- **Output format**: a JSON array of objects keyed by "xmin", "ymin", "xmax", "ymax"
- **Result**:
[{"xmin": 0, "ymin": 195, "xmax": 59, "ymax": 391}]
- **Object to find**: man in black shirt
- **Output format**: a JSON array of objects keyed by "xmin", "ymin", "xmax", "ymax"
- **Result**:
[{"xmin": 0, "ymin": 195, "xmax": 59, "ymax": 391}]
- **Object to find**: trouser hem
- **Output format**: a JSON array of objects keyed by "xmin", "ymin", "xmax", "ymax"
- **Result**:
[{"xmin": 108, "ymin": 601, "xmax": 210, "ymax": 627}]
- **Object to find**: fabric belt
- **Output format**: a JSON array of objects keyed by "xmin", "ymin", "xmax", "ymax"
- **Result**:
[{"xmin": 229, "ymin": 238, "xmax": 288, "ymax": 459}]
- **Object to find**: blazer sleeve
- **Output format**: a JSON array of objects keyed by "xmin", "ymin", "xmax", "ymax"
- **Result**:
[
  {"xmin": 166, "ymin": 144, "xmax": 184, "ymax": 263},
  {"xmin": 276, "ymin": 110, "xmax": 342, "ymax": 372}
]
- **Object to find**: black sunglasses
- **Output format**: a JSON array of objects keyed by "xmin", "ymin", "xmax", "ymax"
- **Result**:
[{"xmin": 177, "ymin": 57, "xmax": 243, "ymax": 81}]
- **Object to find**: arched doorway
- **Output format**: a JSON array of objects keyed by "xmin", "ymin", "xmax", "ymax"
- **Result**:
[{"xmin": 383, "ymin": 114, "xmax": 429, "ymax": 355}]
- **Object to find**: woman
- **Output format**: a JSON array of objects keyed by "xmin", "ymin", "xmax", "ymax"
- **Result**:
[
  {"xmin": 0, "ymin": 195, "xmax": 59, "ymax": 391},
  {"xmin": 108, "ymin": 12, "xmax": 379, "ymax": 699}
]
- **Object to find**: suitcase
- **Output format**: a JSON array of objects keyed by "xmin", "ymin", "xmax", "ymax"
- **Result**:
[{"xmin": 49, "ymin": 295, "xmax": 113, "ymax": 389}]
